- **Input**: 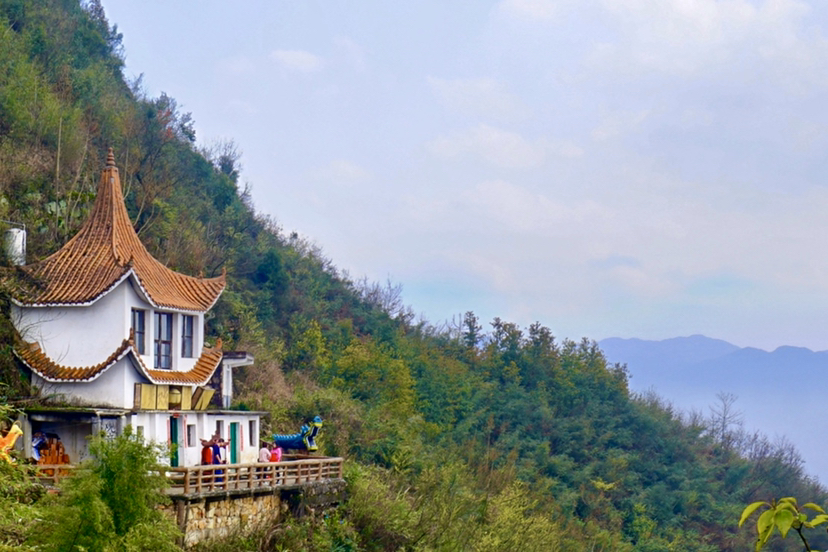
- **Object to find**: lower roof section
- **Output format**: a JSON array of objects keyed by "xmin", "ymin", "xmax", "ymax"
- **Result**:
[{"xmin": 16, "ymin": 337, "xmax": 224, "ymax": 386}]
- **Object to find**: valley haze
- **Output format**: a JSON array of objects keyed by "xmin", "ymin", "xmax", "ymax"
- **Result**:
[{"xmin": 600, "ymin": 334, "xmax": 828, "ymax": 484}]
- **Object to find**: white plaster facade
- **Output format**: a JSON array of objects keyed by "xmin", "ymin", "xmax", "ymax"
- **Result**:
[
  {"xmin": 14, "ymin": 276, "xmax": 205, "ymax": 389},
  {"xmin": 130, "ymin": 410, "xmax": 262, "ymax": 466},
  {"xmin": 18, "ymin": 409, "xmax": 262, "ymax": 467}
]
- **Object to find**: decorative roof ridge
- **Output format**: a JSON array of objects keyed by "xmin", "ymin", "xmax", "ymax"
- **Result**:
[{"xmin": 106, "ymin": 149, "xmax": 120, "ymax": 265}]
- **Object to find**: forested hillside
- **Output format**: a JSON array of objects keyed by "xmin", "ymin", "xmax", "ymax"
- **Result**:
[{"xmin": 0, "ymin": 1, "xmax": 823, "ymax": 550}]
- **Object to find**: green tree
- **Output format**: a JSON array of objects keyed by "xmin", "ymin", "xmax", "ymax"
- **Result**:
[{"xmin": 31, "ymin": 427, "xmax": 181, "ymax": 552}]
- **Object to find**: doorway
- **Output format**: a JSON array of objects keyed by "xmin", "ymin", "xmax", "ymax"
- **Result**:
[
  {"xmin": 229, "ymin": 422, "xmax": 239, "ymax": 464},
  {"xmin": 169, "ymin": 416, "xmax": 179, "ymax": 467}
]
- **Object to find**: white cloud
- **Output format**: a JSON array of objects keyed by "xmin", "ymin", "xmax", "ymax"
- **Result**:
[
  {"xmin": 587, "ymin": 0, "xmax": 828, "ymax": 86},
  {"xmin": 607, "ymin": 263, "xmax": 680, "ymax": 297},
  {"xmin": 427, "ymin": 77, "xmax": 529, "ymax": 121},
  {"xmin": 465, "ymin": 179, "xmax": 610, "ymax": 232},
  {"xmin": 496, "ymin": 0, "xmax": 828, "ymax": 89},
  {"xmin": 553, "ymin": 142, "xmax": 585, "ymax": 158},
  {"xmin": 428, "ymin": 124, "xmax": 547, "ymax": 168},
  {"xmin": 454, "ymin": 251, "xmax": 517, "ymax": 291},
  {"xmin": 591, "ymin": 110, "xmax": 651, "ymax": 141},
  {"xmin": 270, "ymin": 49, "xmax": 324, "ymax": 72}
]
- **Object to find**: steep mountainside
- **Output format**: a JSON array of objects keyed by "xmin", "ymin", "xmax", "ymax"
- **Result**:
[{"xmin": 0, "ymin": 2, "xmax": 826, "ymax": 550}]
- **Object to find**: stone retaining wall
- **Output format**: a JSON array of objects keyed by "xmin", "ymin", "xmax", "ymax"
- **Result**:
[{"xmin": 166, "ymin": 479, "xmax": 347, "ymax": 547}]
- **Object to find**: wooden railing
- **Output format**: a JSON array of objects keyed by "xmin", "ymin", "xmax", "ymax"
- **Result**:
[
  {"xmin": 34, "ymin": 456, "xmax": 345, "ymax": 496},
  {"xmin": 166, "ymin": 456, "xmax": 344, "ymax": 496},
  {"xmin": 34, "ymin": 464, "xmax": 78, "ymax": 487}
]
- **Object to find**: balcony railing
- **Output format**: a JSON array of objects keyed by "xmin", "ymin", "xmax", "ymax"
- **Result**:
[
  {"xmin": 166, "ymin": 456, "xmax": 344, "ymax": 496},
  {"xmin": 34, "ymin": 455, "xmax": 345, "ymax": 497}
]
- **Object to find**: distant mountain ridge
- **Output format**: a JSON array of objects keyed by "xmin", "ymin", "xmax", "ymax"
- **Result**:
[
  {"xmin": 600, "ymin": 335, "xmax": 741, "ymax": 372},
  {"xmin": 599, "ymin": 335, "xmax": 828, "ymax": 393},
  {"xmin": 598, "ymin": 334, "xmax": 828, "ymax": 482}
]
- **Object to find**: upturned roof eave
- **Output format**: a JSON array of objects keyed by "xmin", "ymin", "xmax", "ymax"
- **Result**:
[{"xmin": 10, "ymin": 267, "xmax": 133, "ymax": 309}]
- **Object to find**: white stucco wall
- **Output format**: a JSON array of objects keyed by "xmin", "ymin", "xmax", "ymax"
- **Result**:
[
  {"xmin": 31, "ymin": 357, "xmax": 144, "ymax": 409},
  {"xmin": 22, "ymin": 412, "xmax": 128, "ymax": 465},
  {"xmin": 13, "ymin": 278, "xmax": 206, "ymax": 374},
  {"xmin": 14, "ymin": 283, "xmax": 129, "ymax": 366},
  {"xmin": 129, "ymin": 411, "xmax": 262, "ymax": 467},
  {"xmin": 34, "ymin": 419, "xmax": 94, "ymax": 464},
  {"xmin": 19, "ymin": 410, "xmax": 263, "ymax": 468}
]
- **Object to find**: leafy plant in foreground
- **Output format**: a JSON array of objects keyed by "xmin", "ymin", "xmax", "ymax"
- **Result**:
[{"xmin": 740, "ymin": 497, "xmax": 828, "ymax": 551}]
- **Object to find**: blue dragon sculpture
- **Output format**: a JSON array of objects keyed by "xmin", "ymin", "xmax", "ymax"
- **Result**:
[{"xmin": 272, "ymin": 416, "xmax": 323, "ymax": 452}]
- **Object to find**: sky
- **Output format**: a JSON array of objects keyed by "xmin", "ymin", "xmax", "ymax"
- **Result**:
[{"xmin": 100, "ymin": 0, "xmax": 828, "ymax": 352}]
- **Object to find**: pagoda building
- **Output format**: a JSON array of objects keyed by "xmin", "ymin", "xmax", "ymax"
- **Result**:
[{"xmin": 7, "ymin": 149, "xmax": 261, "ymax": 467}]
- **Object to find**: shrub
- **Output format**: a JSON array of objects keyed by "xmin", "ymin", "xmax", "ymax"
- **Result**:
[{"xmin": 30, "ymin": 426, "xmax": 182, "ymax": 552}]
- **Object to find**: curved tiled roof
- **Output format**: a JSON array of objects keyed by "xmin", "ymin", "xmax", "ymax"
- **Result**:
[
  {"xmin": 14, "ymin": 149, "xmax": 225, "ymax": 311},
  {"xmin": 16, "ymin": 339, "xmax": 132, "ymax": 383},
  {"xmin": 138, "ymin": 340, "xmax": 224, "ymax": 385},
  {"xmin": 15, "ymin": 337, "xmax": 223, "ymax": 386}
]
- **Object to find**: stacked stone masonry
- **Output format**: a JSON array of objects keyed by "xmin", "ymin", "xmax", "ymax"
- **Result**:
[{"xmin": 165, "ymin": 479, "xmax": 346, "ymax": 546}]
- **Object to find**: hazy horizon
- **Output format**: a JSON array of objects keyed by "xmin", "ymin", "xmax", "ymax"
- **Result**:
[{"xmin": 102, "ymin": 0, "xmax": 828, "ymax": 352}]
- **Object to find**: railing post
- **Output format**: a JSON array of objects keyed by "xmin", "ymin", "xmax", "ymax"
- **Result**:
[{"xmin": 184, "ymin": 468, "xmax": 190, "ymax": 495}]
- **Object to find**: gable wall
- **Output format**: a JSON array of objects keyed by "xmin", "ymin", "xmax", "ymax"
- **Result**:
[
  {"xmin": 13, "ymin": 279, "xmax": 207, "ymax": 375},
  {"xmin": 14, "ymin": 283, "xmax": 129, "ymax": 366}
]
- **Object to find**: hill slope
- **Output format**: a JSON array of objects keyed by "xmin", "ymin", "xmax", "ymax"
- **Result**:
[{"xmin": 0, "ymin": 2, "xmax": 825, "ymax": 550}]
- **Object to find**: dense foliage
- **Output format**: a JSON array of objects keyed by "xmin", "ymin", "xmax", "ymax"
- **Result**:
[
  {"xmin": 1, "ymin": 1, "xmax": 826, "ymax": 550},
  {"xmin": 29, "ymin": 428, "xmax": 181, "ymax": 552}
]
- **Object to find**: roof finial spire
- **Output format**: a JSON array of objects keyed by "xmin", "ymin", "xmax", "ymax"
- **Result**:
[{"xmin": 106, "ymin": 148, "xmax": 115, "ymax": 167}]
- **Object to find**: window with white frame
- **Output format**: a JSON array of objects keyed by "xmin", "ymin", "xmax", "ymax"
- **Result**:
[
  {"xmin": 181, "ymin": 315, "xmax": 194, "ymax": 358},
  {"xmin": 154, "ymin": 312, "xmax": 173, "ymax": 369},
  {"xmin": 131, "ymin": 309, "xmax": 146, "ymax": 354}
]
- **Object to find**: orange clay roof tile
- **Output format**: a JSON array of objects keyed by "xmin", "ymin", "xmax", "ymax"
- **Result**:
[
  {"xmin": 15, "ymin": 337, "xmax": 223, "ymax": 386},
  {"xmin": 137, "ymin": 339, "xmax": 224, "ymax": 385},
  {"xmin": 13, "ymin": 149, "xmax": 225, "ymax": 311}
]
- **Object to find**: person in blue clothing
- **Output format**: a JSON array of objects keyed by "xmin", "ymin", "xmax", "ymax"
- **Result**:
[{"xmin": 208, "ymin": 432, "xmax": 228, "ymax": 482}]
